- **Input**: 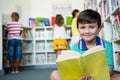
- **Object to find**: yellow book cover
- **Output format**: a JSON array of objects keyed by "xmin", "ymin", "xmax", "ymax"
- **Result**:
[{"xmin": 56, "ymin": 46, "xmax": 110, "ymax": 80}]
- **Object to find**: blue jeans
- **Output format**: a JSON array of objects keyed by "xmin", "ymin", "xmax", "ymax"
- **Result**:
[{"xmin": 8, "ymin": 39, "xmax": 22, "ymax": 60}]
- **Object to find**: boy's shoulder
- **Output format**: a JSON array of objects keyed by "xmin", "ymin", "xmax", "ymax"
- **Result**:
[
  {"xmin": 71, "ymin": 37, "xmax": 112, "ymax": 50},
  {"xmin": 70, "ymin": 42, "xmax": 79, "ymax": 51},
  {"xmin": 7, "ymin": 21, "xmax": 21, "ymax": 24},
  {"xmin": 103, "ymin": 39, "xmax": 112, "ymax": 48}
]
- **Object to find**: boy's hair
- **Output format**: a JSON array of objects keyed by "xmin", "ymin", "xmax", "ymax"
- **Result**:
[
  {"xmin": 72, "ymin": 9, "xmax": 79, "ymax": 19},
  {"xmin": 55, "ymin": 14, "xmax": 64, "ymax": 26},
  {"xmin": 77, "ymin": 9, "xmax": 101, "ymax": 28},
  {"xmin": 11, "ymin": 12, "xmax": 19, "ymax": 21}
]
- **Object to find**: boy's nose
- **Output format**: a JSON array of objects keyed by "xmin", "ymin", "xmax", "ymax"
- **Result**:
[{"xmin": 85, "ymin": 28, "xmax": 90, "ymax": 33}]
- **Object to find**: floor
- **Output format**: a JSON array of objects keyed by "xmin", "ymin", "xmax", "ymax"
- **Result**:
[{"xmin": 0, "ymin": 68, "xmax": 56, "ymax": 80}]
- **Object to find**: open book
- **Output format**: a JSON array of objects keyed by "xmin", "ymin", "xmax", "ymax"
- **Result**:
[{"xmin": 56, "ymin": 46, "xmax": 110, "ymax": 80}]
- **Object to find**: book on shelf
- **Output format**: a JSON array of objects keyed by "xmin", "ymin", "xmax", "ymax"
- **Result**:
[
  {"xmin": 116, "ymin": 14, "xmax": 120, "ymax": 25},
  {"xmin": 43, "ymin": 18, "xmax": 50, "ymax": 26},
  {"xmin": 115, "ymin": 51, "xmax": 120, "ymax": 69},
  {"xmin": 29, "ymin": 18, "xmax": 36, "ymax": 27},
  {"xmin": 56, "ymin": 46, "xmax": 110, "ymax": 80},
  {"xmin": 36, "ymin": 54, "xmax": 46, "ymax": 64},
  {"xmin": 35, "ymin": 42, "xmax": 45, "ymax": 51},
  {"xmin": 51, "ymin": 16, "xmax": 55, "ymax": 26},
  {"xmin": 36, "ymin": 17, "xmax": 44, "ymax": 27},
  {"xmin": 66, "ymin": 16, "xmax": 72, "ymax": 25},
  {"xmin": 47, "ymin": 53, "xmax": 57, "ymax": 63},
  {"xmin": 22, "ymin": 54, "xmax": 32, "ymax": 65},
  {"xmin": 112, "ymin": 18, "xmax": 120, "ymax": 38},
  {"xmin": 103, "ymin": 0, "xmax": 108, "ymax": 18},
  {"xmin": 22, "ymin": 29, "xmax": 33, "ymax": 39},
  {"xmin": 22, "ymin": 42, "xmax": 33, "ymax": 52}
]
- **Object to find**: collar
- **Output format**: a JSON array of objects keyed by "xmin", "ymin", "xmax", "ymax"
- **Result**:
[{"xmin": 78, "ymin": 36, "xmax": 104, "ymax": 50}]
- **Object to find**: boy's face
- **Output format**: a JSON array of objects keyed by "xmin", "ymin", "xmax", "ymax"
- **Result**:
[{"xmin": 78, "ymin": 22, "xmax": 101, "ymax": 42}]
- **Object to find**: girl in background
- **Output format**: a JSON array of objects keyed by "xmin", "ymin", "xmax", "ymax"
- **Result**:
[
  {"xmin": 70, "ymin": 9, "xmax": 80, "ymax": 47},
  {"xmin": 53, "ymin": 14, "xmax": 68, "ymax": 56}
]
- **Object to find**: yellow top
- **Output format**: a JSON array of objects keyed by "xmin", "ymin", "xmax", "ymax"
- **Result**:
[{"xmin": 71, "ymin": 18, "xmax": 79, "ymax": 36}]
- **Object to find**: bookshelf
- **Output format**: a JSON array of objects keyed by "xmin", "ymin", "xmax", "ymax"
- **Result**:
[
  {"xmin": 84, "ymin": 0, "xmax": 120, "ymax": 71},
  {"xmin": 21, "ymin": 27, "xmax": 34, "ymax": 66},
  {"xmin": 2, "ymin": 26, "xmax": 71, "ymax": 67},
  {"xmin": 34, "ymin": 26, "xmax": 71, "ymax": 65}
]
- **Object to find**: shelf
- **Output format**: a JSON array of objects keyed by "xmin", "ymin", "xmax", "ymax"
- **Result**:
[
  {"xmin": 2, "ymin": 25, "xmax": 71, "ymax": 67},
  {"xmin": 35, "ymin": 50, "xmax": 45, "ymax": 52},
  {"xmin": 22, "ymin": 51, "xmax": 34, "ymax": 53},
  {"xmin": 23, "ymin": 39, "xmax": 33, "ymax": 41},
  {"xmin": 112, "ymin": 38, "xmax": 120, "ymax": 43},
  {"xmin": 84, "ymin": 0, "xmax": 120, "ymax": 72},
  {"xmin": 22, "ymin": 27, "xmax": 33, "ymax": 29},
  {"xmin": 104, "ymin": 14, "xmax": 111, "ymax": 22},
  {"xmin": 111, "ymin": 6, "xmax": 120, "ymax": 15}
]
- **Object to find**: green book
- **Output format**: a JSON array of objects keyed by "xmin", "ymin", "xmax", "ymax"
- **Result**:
[
  {"xmin": 66, "ymin": 16, "xmax": 72, "ymax": 26},
  {"xmin": 36, "ymin": 17, "xmax": 44, "ymax": 26}
]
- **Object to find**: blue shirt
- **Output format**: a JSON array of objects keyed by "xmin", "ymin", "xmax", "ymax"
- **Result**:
[{"xmin": 71, "ymin": 36, "xmax": 114, "ymax": 68}]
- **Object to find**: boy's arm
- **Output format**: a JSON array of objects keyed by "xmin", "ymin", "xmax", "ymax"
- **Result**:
[
  {"xmin": 109, "ymin": 68, "xmax": 113, "ymax": 76},
  {"xmin": 20, "ymin": 26, "xmax": 23, "ymax": 35}
]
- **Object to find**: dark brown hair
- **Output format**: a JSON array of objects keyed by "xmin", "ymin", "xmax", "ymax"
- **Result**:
[
  {"xmin": 55, "ymin": 14, "xmax": 64, "ymax": 26},
  {"xmin": 11, "ymin": 12, "xmax": 19, "ymax": 21},
  {"xmin": 72, "ymin": 9, "xmax": 79, "ymax": 19},
  {"xmin": 77, "ymin": 9, "xmax": 101, "ymax": 28}
]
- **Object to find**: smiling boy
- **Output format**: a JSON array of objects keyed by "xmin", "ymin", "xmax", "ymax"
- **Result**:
[{"xmin": 50, "ymin": 9, "xmax": 120, "ymax": 80}]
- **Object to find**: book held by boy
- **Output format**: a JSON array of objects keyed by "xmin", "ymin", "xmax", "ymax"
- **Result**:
[{"xmin": 56, "ymin": 46, "xmax": 110, "ymax": 80}]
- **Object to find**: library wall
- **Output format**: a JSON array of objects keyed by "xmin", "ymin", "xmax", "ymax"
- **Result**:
[
  {"xmin": 0, "ymin": 0, "xmax": 31, "ymax": 26},
  {"xmin": 30, "ymin": 0, "xmax": 84, "ymax": 18},
  {"xmin": 0, "ymin": 0, "xmax": 84, "ymax": 26}
]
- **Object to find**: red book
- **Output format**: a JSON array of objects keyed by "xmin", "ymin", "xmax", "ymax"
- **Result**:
[
  {"xmin": 51, "ymin": 16, "xmax": 55, "ymax": 26},
  {"xmin": 116, "ymin": 14, "xmax": 120, "ymax": 25}
]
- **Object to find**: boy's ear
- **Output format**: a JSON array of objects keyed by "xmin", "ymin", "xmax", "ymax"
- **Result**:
[{"xmin": 98, "ymin": 26, "xmax": 102, "ymax": 32}]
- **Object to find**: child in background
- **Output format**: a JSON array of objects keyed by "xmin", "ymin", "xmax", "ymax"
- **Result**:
[
  {"xmin": 50, "ymin": 9, "xmax": 120, "ymax": 80},
  {"xmin": 70, "ymin": 9, "xmax": 80, "ymax": 48},
  {"xmin": 4, "ymin": 12, "xmax": 23, "ymax": 73},
  {"xmin": 53, "ymin": 14, "xmax": 68, "ymax": 56}
]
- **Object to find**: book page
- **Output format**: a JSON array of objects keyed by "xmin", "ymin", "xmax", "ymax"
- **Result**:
[
  {"xmin": 81, "ymin": 49, "xmax": 110, "ymax": 80},
  {"xmin": 82, "ymin": 45, "xmax": 105, "ymax": 56},
  {"xmin": 56, "ymin": 50, "xmax": 80, "ymax": 62}
]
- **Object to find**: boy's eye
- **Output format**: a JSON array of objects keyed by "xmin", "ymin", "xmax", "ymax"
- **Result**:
[
  {"xmin": 89, "ymin": 26, "xmax": 95, "ymax": 28},
  {"xmin": 79, "ymin": 26, "xmax": 85, "ymax": 29}
]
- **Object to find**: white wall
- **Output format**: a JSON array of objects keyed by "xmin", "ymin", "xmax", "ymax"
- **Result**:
[
  {"xmin": 0, "ymin": 0, "xmax": 31, "ymax": 26},
  {"xmin": 30, "ymin": 0, "xmax": 84, "ymax": 18}
]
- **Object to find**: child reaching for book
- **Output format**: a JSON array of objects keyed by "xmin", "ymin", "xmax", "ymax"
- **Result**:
[
  {"xmin": 50, "ymin": 9, "xmax": 120, "ymax": 80},
  {"xmin": 70, "ymin": 9, "xmax": 80, "ymax": 48},
  {"xmin": 4, "ymin": 12, "xmax": 23, "ymax": 73},
  {"xmin": 53, "ymin": 14, "xmax": 68, "ymax": 56}
]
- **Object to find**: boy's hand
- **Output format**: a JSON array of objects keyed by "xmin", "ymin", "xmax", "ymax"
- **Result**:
[{"xmin": 80, "ymin": 76, "xmax": 94, "ymax": 80}]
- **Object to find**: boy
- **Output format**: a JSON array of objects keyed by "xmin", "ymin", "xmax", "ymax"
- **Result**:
[
  {"xmin": 4, "ymin": 12, "xmax": 23, "ymax": 73},
  {"xmin": 50, "ymin": 9, "xmax": 120, "ymax": 80}
]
